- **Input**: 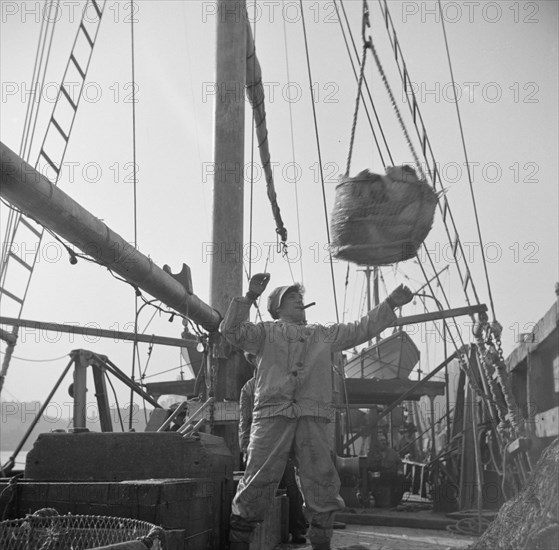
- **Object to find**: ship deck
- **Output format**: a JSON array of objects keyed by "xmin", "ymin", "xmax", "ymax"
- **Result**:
[{"xmin": 276, "ymin": 522, "xmax": 475, "ymax": 549}]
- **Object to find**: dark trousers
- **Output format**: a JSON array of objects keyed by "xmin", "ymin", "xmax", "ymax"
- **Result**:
[{"xmin": 279, "ymin": 457, "xmax": 307, "ymax": 535}]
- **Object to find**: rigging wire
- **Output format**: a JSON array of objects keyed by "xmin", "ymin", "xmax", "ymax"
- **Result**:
[
  {"xmin": 139, "ymin": 306, "xmax": 160, "ymax": 335},
  {"xmin": 140, "ymin": 339, "xmax": 154, "ymax": 380},
  {"xmin": 105, "ymin": 374, "xmax": 125, "ymax": 431},
  {"xmin": 248, "ymin": 3, "xmax": 257, "ymax": 281},
  {"xmin": 243, "ymin": 262, "xmax": 264, "ymax": 323},
  {"xmin": 0, "ymin": 352, "xmax": 69, "ymax": 363},
  {"xmin": 416, "ymin": 258, "xmax": 500, "ymax": 411},
  {"xmin": 359, "ymin": 279, "xmax": 368, "ymax": 318},
  {"xmin": 130, "ymin": 3, "xmax": 139, "ymax": 251},
  {"xmin": 341, "ymin": 263, "xmax": 350, "ymax": 323},
  {"xmin": 18, "ymin": 7, "xmax": 47, "ymax": 162},
  {"xmin": 282, "ymin": 0, "xmax": 304, "ymax": 285},
  {"xmin": 181, "ymin": 4, "xmax": 210, "ymax": 239},
  {"xmin": 32, "ymin": 222, "xmax": 201, "ymax": 337},
  {"xmin": 141, "ymin": 363, "xmax": 191, "ymax": 380},
  {"xmin": 298, "ymin": 0, "xmax": 339, "ymax": 323},
  {"xmin": 349, "ymin": 268, "xmax": 360, "ymax": 322},
  {"xmin": 0, "ymin": 388, "xmax": 21, "ymax": 406},
  {"xmin": 129, "ymin": 0, "xmax": 140, "ymax": 429},
  {"xmin": 1, "ymin": 0, "xmax": 58, "ymax": 275},
  {"xmin": 23, "ymin": 0, "xmax": 60, "ymax": 163},
  {"xmin": 437, "ymin": 0, "xmax": 497, "ymax": 321},
  {"xmin": 378, "ymin": 267, "xmax": 388, "ymax": 298}
]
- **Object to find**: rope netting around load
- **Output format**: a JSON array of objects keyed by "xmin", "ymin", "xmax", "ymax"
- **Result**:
[
  {"xmin": 330, "ymin": 165, "xmax": 439, "ymax": 266},
  {"xmin": 0, "ymin": 510, "xmax": 164, "ymax": 550}
]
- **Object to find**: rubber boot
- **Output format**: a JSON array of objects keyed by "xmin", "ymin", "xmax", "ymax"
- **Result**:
[{"xmin": 229, "ymin": 542, "xmax": 250, "ymax": 550}]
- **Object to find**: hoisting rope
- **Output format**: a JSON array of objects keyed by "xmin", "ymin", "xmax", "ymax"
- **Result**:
[
  {"xmin": 368, "ymin": 40, "xmax": 425, "ymax": 180},
  {"xmin": 298, "ymin": 0, "xmax": 339, "ymax": 323},
  {"xmin": 345, "ymin": 0, "xmax": 371, "ymax": 176},
  {"xmin": 281, "ymin": 0, "xmax": 304, "ymax": 284},
  {"xmin": 335, "ymin": 0, "xmax": 390, "ymax": 168},
  {"xmin": 345, "ymin": 41, "xmax": 370, "ymax": 176},
  {"xmin": 245, "ymin": 22, "xmax": 288, "ymax": 246},
  {"xmin": 345, "ymin": 0, "xmax": 426, "ymax": 177}
]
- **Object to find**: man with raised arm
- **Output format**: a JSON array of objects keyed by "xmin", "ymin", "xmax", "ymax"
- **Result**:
[
  {"xmin": 239, "ymin": 370, "xmax": 308, "ymax": 544},
  {"xmin": 221, "ymin": 273, "xmax": 413, "ymax": 550}
]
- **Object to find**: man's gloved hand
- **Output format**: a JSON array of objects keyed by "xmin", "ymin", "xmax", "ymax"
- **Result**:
[
  {"xmin": 246, "ymin": 273, "xmax": 270, "ymax": 301},
  {"xmin": 386, "ymin": 284, "xmax": 413, "ymax": 309}
]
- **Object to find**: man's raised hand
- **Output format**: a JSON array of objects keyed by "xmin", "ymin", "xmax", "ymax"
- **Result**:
[
  {"xmin": 246, "ymin": 273, "xmax": 271, "ymax": 301},
  {"xmin": 386, "ymin": 284, "xmax": 414, "ymax": 309}
]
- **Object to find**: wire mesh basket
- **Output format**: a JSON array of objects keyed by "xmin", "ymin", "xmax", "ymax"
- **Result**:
[{"xmin": 0, "ymin": 510, "xmax": 164, "ymax": 550}]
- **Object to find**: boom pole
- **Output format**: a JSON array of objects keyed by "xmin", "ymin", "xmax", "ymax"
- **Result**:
[{"xmin": 0, "ymin": 141, "xmax": 221, "ymax": 330}]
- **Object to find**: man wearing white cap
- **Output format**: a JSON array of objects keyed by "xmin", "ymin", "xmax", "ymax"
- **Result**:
[{"xmin": 221, "ymin": 273, "xmax": 413, "ymax": 550}]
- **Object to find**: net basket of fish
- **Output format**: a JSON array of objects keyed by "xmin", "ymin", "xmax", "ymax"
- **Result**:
[
  {"xmin": 330, "ymin": 165, "xmax": 439, "ymax": 266},
  {"xmin": 0, "ymin": 509, "xmax": 164, "ymax": 549}
]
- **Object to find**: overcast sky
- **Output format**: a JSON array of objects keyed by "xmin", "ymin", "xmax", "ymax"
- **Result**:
[{"xmin": 1, "ymin": 1, "xmax": 557, "ymax": 421}]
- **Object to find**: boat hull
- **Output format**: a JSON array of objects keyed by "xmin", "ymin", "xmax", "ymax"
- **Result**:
[{"xmin": 344, "ymin": 330, "xmax": 419, "ymax": 380}]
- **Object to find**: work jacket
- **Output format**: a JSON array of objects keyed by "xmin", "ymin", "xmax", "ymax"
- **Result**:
[{"xmin": 220, "ymin": 296, "xmax": 396, "ymax": 422}]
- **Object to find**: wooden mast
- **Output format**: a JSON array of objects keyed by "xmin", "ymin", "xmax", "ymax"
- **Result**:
[
  {"xmin": 208, "ymin": 0, "xmax": 248, "ymax": 463},
  {"xmin": 210, "ymin": 0, "xmax": 246, "ymax": 315}
]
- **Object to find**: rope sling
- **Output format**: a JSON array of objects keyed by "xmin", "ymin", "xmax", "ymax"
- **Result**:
[{"xmin": 330, "ymin": 1, "xmax": 439, "ymax": 266}]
